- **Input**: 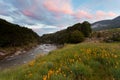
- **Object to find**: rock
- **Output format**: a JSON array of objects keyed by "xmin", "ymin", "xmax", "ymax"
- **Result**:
[
  {"xmin": 15, "ymin": 51, "xmax": 21, "ymax": 55},
  {"xmin": 23, "ymin": 61, "xmax": 27, "ymax": 63},
  {"xmin": 10, "ymin": 55, "xmax": 14, "ymax": 58},
  {"xmin": 31, "ymin": 53, "xmax": 34, "ymax": 56},
  {"xmin": 22, "ymin": 51, "xmax": 26, "ymax": 53},
  {"xmin": 0, "ymin": 52, "xmax": 5, "ymax": 56}
]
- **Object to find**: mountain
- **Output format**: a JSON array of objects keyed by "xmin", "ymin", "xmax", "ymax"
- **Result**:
[
  {"xmin": 92, "ymin": 16, "xmax": 120, "ymax": 30},
  {"xmin": 0, "ymin": 18, "xmax": 40, "ymax": 47}
]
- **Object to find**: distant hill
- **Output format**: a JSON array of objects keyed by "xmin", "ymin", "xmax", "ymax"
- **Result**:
[
  {"xmin": 92, "ymin": 16, "xmax": 120, "ymax": 30},
  {"xmin": 40, "ymin": 21, "xmax": 92, "ymax": 44},
  {"xmin": 0, "ymin": 18, "xmax": 40, "ymax": 47}
]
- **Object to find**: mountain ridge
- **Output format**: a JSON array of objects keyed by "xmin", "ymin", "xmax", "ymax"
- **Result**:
[{"xmin": 92, "ymin": 16, "xmax": 120, "ymax": 30}]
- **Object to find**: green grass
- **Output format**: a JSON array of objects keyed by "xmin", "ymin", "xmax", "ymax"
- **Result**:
[{"xmin": 0, "ymin": 42, "xmax": 120, "ymax": 80}]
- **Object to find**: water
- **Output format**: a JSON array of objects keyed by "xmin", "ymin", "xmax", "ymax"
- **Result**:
[{"xmin": 0, "ymin": 44, "xmax": 57, "ymax": 69}]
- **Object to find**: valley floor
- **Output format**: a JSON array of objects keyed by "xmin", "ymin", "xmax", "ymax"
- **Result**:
[{"xmin": 0, "ymin": 42, "xmax": 120, "ymax": 80}]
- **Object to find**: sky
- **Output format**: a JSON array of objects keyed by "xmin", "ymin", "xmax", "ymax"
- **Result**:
[{"xmin": 0, "ymin": 0, "xmax": 119, "ymax": 35}]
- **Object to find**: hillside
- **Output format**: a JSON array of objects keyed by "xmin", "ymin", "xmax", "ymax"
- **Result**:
[
  {"xmin": 0, "ymin": 18, "xmax": 40, "ymax": 47},
  {"xmin": 92, "ymin": 16, "xmax": 120, "ymax": 30},
  {"xmin": 91, "ymin": 28, "xmax": 120, "ymax": 42},
  {"xmin": 0, "ymin": 43, "xmax": 120, "ymax": 80},
  {"xmin": 40, "ymin": 21, "xmax": 92, "ymax": 44},
  {"xmin": 0, "ymin": 18, "xmax": 40, "ymax": 59}
]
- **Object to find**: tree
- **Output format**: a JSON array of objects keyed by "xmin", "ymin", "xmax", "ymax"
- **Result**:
[{"xmin": 81, "ymin": 21, "xmax": 92, "ymax": 37}]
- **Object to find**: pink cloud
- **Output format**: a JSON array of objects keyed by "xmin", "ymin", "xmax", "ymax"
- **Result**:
[
  {"xmin": 21, "ymin": 0, "xmax": 42, "ymax": 20},
  {"xmin": 95, "ymin": 11, "xmax": 106, "ymax": 20},
  {"xmin": 16, "ymin": 0, "xmax": 118, "ymax": 26},
  {"xmin": 22, "ymin": 9, "xmax": 42, "ymax": 20},
  {"xmin": 108, "ymin": 12, "xmax": 117, "ymax": 17},
  {"xmin": 96, "ymin": 11, "xmax": 106, "ymax": 16},
  {"xmin": 95, "ymin": 11, "xmax": 117, "ymax": 20},
  {"xmin": 22, "ymin": 10, "xmax": 33, "ymax": 17},
  {"xmin": 73, "ymin": 10, "xmax": 117, "ymax": 22},
  {"xmin": 73, "ymin": 10, "xmax": 93, "ymax": 19},
  {"xmin": 43, "ymin": 0, "xmax": 73, "ymax": 15}
]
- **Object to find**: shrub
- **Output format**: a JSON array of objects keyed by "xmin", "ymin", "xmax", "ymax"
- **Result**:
[{"xmin": 69, "ymin": 30, "xmax": 85, "ymax": 43}]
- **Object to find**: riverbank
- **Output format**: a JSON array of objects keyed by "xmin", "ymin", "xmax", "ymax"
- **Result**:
[
  {"xmin": 0, "ymin": 43, "xmax": 38, "ymax": 60},
  {"xmin": 0, "ymin": 44, "xmax": 57, "ymax": 70}
]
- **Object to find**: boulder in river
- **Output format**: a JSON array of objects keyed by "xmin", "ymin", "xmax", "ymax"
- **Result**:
[
  {"xmin": 0, "ymin": 52, "xmax": 6, "ymax": 60},
  {"xmin": 0, "ymin": 52, "xmax": 5, "ymax": 56},
  {"xmin": 15, "ymin": 51, "xmax": 22, "ymax": 55}
]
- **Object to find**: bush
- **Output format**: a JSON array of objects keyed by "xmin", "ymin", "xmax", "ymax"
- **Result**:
[
  {"xmin": 105, "ymin": 32, "xmax": 120, "ymax": 42},
  {"xmin": 69, "ymin": 30, "xmax": 85, "ymax": 43},
  {"xmin": 111, "ymin": 33, "xmax": 120, "ymax": 41}
]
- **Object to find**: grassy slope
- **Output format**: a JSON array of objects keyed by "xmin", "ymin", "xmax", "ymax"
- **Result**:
[{"xmin": 0, "ymin": 42, "xmax": 120, "ymax": 80}]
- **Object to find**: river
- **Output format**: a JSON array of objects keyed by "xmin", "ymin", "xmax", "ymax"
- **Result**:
[{"xmin": 0, "ymin": 44, "xmax": 57, "ymax": 70}]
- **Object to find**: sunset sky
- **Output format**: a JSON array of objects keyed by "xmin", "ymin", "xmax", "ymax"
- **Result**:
[{"xmin": 0, "ymin": 0, "xmax": 119, "ymax": 35}]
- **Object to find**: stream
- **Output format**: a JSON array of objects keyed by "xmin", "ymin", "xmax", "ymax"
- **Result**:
[{"xmin": 0, "ymin": 44, "xmax": 57, "ymax": 70}]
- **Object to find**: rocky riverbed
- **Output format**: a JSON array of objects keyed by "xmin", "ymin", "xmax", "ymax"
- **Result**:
[{"xmin": 0, "ymin": 44, "xmax": 57, "ymax": 70}]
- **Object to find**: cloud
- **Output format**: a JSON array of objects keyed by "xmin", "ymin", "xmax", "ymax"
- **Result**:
[
  {"xmin": 22, "ymin": 10, "xmax": 42, "ymax": 20},
  {"xmin": 0, "ymin": 15, "xmax": 14, "ymax": 22},
  {"xmin": 0, "ymin": 0, "xmax": 119, "ymax": 35},
  {"xmin": 95, "ymin": 11, "xmax": 117, "ymax": 20},
  {"xmin": 43, "ymin": 0, "xmax": 73, "ymax": 15},
  {"xmin": 73, "ymin": 10, "xmax": 117, "ymax": 22},
  {"xmin": 32, "ymin": 28, "xmax": 59, "ymax": 36},
  {"xmin": 1, "ymin": 0, "xmax": 118, "ymax": 25},
  {"xmin": 25, "ymin": 23, "xmax": 57, "ymax": 29},
  {"xmin": 73, "ymin": 10, "xmax": 93, "ymax": 19},
  {"xmin": 29, "ymin": 24, "xmax": 60, "ymax": 36}
]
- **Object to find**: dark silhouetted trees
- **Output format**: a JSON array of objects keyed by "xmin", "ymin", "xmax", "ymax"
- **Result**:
[{"xmin": 0, "ymin": 18, "xmax": 40, "ymax": 47}]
